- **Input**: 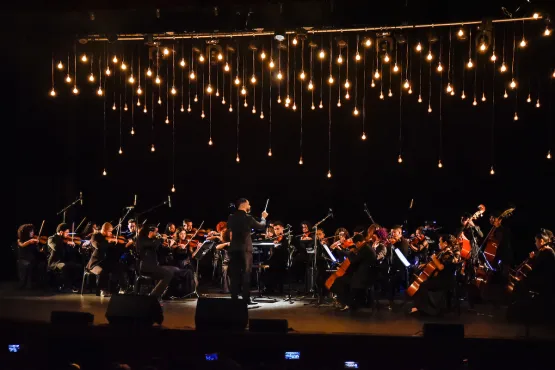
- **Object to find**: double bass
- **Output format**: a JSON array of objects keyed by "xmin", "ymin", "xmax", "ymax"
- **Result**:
[
  {"xmin": 406, "ymin": 247, "xmax": 451, "ymax": 297},
  {"xmin": 482, "ymin": 207, "xmax": 515, "ymax": 262},
  {"xmin": 459, "ymin": 204, "xmax": 486, "ymax": 260},
  {"xmin": 506, "ymin": 251, "xmax": 536, "ymax": 294}
]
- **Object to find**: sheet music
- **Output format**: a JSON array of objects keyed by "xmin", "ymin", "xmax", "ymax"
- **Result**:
[{"xmin": 322, "ymin": 244, "xmax": 337, "ymax": 263}]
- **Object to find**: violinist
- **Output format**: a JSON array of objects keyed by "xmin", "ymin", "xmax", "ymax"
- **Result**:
[
  {"xmin": 410, "ymin": 234, "xmax": 460, "ymax": 316},
  {"xmin": 16, "ymin": 224, "xmax": 43, "ymax": 289},
  {"xmin": 410, "ymin": 227, "xmax": 429, "ymax": 266},
  {"xmin": 158, "ymin": 223, "xmax": 177, "ymax": 266},
  {"xmin": 262, "ymin": 221, "xmax": 289, "ymax": 294},
  {"xmin": 86, "ymin": 222, "xmax": 129, "ymax": 297},
  {"xmin": 182, "ymin": 219, "xmax": 194, "ymax": 233},
  {"xmin": 386, "ymin": 225, "xmax": 410, "ymax": 310},
  {"xmin": 214, "ymin": 226, "xmax": 231, "ymax": 294},
  {"xmin": 47, "ymin": 223, "xmax": 82, "ymax": 293},
  {"xmin": 290, "ymin": 221, "xmax": 312, "ymax": 284},
  {"xmin": 330, "ymin": 228, "xmax": 351, "ymax": 260},
  {"xmin": 508, "ymin": 231, "xmax": 555, "ymax": 321}
]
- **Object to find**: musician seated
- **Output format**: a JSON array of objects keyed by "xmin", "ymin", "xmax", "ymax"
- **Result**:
[
  {"xmin": 262, "ymin": 221, "xmax": 288, "ymax": 294},
  {"xmin": 289, "ymin": 221, "xmax": 313, "ymax": 283},
  {"xmin": 86, "ymin": 223, "xmax": 130, "ymax": 297},
  {"xmin": 16, "ymin": 224, "xmax": 45, "ymax": 289},
  {"xmin": 159, "ymin": 229, "xmax": 195, "ymax": 297},
  {"xmin": 410, "ymin": 235, "xmax": 459, "ymax": 316},
  {"xmin": 331, "ymin": 233, "xmax": 377, "ymax": 312},
  {"xmin": 508, "ymin": 231, "xmax": 555, "ymax": 323},
  {"xmin": 47, "ymin": 223, "xmax": 83, "ymax": 292},
  {"xmin": 330, "ymin": 228, "xmax": 351, "ymax": 261}
]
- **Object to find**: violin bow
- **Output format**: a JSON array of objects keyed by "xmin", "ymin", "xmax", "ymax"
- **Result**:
[
  {"xmin": 37, "ymin": 220, "xmax": 45, "ymax": 239},
  {"xmin": 184, "ymin": 221, "xmax": 205, "ymax": 249},
  {"xmin": 74, "ymin": 217, "xmax": 87, "ymax": 233}
]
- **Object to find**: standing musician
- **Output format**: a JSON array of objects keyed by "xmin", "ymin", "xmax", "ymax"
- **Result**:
[
  {"xmin": 458, "ymin": 212, "xmax": 484, "ymax": 307},
  {"xmin": 314, "ymin": 228, "xmax": 333, "ymax": 297},
  {"xmin": 214, "ymin": 226, "xmax": 232, "ymax": 294},
  {"xmin": 136, "ymin": 225, "xmax": 180, "ymax": 299},
  {"xmin": 330, "ymin": 232, "xmax": 377, "ymax": 312},
  {"xmin": 16, "ymin": 224, "xmax": 43, "ymax": 289},
  {"xmin": 386, "ymin": 225, "xmax": 410, "ymax": 310},
  {"xmin": 410, "ymin": 235, "xmax": 460, "ymax": 316},
  {"xmin": 261, "ymin": 221, "xmax": 289, "ymax": 294},
  {"xmin": 227, "ymin": 198, "xmax": 268, "ymax": 304},
  {"xmin": 487, "ymin": 211, "xmax": 514, "ymax": 276},
  {"xmin": 47, "ymin": 223, "xmax": 83, "ymax": 292},
  {"xmin": 86, "ymin": 223, "xmax": 130, "ymax": 297}
]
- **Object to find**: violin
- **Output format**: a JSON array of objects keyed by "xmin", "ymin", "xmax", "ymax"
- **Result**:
[
  {"xmin": 29, "ymin": 236, "xmax": 48, "ymax": 245},
  {"xmin": 63, "ymin": 236, "xmax": 82, "ymax": 246},
  {"xmin": 106, "ymin": 235, "xmax": 127, "ymax": 244}
]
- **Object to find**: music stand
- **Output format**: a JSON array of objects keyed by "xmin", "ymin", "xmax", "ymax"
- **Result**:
[
  {"xmin": 252, "ymin": 242, "xmax": 278, "ymax": 303},
  {"xmin": 182, "ymin": 241, "xmax": 213, "ymax": 299}
]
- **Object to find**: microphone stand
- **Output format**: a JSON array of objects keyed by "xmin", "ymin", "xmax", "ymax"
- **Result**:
[
  {"xmin": 56, "ymin": 194, "xmax": 82, "ymax": 223},
  {"xmin": 135, "ymin": 198, "xmax": 170, "ymax": 225}
]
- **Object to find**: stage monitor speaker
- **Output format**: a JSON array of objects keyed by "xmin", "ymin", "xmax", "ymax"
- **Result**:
[
  {"xmin": 423, "ymin": 323, "xmax": 464, "ymax": 339},
  {"xmin": 51, "ymin": 311, "xmax": 94, "ymax": 326},
  {"xmin": 249, "ymin": 319, "xmax": 289, "ymax": 333},
  {"xmin": 195, "ymin": 298, "xmax": 248, "ymax": 331},
  {"xmin": 105, "ymin": 295, "xmax": 163, "ymax": 326}
]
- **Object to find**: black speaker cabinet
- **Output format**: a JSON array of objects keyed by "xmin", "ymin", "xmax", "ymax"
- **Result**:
[
  {"xmin": 105, "ymin": 295, "xmax": 163, "ymax": 326},
  {"xmin": 195, "ymin": 297, "xmax": 248, "ymax": 331}
]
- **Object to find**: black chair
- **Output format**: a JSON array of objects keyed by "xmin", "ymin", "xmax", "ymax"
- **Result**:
[
  {"xmin": 80, "ymin": 267, "xmax": 97, "ymax": 295},
  {"xmin": 133, "ymin": 259, "xmax": 155, "ymax": 295}
]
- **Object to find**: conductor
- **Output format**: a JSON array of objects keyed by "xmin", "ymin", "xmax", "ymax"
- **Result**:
[{"xmin": 227, "ymin": 198, "xmax": 269, "ymax": 304}]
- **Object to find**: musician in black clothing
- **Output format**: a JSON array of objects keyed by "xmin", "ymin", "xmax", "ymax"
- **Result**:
[
  {"xmin": 47, "ymin": 223, "xmax": 82, "ymax": 292},
  {"xmin": 386, "ymin": 225, "xmax": 410, "ymax": 310},
  {"xmin": 86, "ymin": 223, "xmax": 130, "ymax": 297},
  {"xmin": 16, "ymin": 224, "xmax": 43, "ymax": 289},
  {"xmin": 227, "ymin": 198, "xmax": 268, "ymax": 303},
  {"xmin": 136, "ymin": 225, "xmax": 180, "ymax": 299},
  {"xmin": 262, "ymin": 221, "xmax": 289, "ymax": 294},
  {"xmin": 289, "ymin": 221, "xmax": 312, "ymax": 283}
]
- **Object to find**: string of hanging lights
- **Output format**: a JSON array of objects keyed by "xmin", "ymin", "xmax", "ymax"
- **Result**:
[{"xmin": 50, "ymin": 14, "xmax": 552, "ymax": 184}]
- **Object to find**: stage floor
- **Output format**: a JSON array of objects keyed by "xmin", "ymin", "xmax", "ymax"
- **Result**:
[{"xmin": 0, "ymin": 284, "xmax": 553, "ymax": 339}]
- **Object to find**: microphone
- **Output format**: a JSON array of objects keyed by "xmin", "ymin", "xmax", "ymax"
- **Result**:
[
  {"xmin": 125, "ymin": 206, "xmax": 135, "ymax": 209},
  {"xmin": 168, "ymin": 195, "xmax": 172, "ymax": 208},
  {"xmin": 134, "ymin": 194, "xmax": 137, "ymax": 206},
  {"xmin": 329, "ymin": 208, "xmax": 334, "ymax": 218},
  {"xmin": 80, "ymin": 192, "xmax": 83, "ymax": 206}
]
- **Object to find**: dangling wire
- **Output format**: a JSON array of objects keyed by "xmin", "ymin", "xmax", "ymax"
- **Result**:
[
  {"xmin": 252, "ymin": 48, "xmax": 256, "ymax": 114},
  {"xmin": 201, "ymin": 51, "xmax": 205, "ymax": 118},
  {"xmin": 286, "ymin": 35, "xmax": 290, "ymax": 104},
  {"xmin": 292, "ymin": 41, "xmax": 297, "ymax": 110},
  {"xmin": 260, "ymin": 45, "xmax": 264, "ymax": 119},
  {"xmin": 208, "ymin": 47, "xmax": 213, "ymax": 143},
  {"xmin": 354, "ymin": 38, "xmax": 359, "ymax": 111},
  {"xmin": 337, "ymin": 42, "xmax": 342, "ymax": 107},
  {"xmin": 439, "ymin": 62, "xmax": 443, "ymax": 167},
  {"xmin": 398, "ymin": 69, "xmax": 403, "ymax": 163},
  {"xmin": 236, "ymin": 45, "xmax": 241, "ymax": 164},
  {"xmin": 119, "ymin": 66, "xmax": 123, "ymax": 153},
  {"xmin": 328, "ymin": 36, "xmax": 333, "ymax": 179},
  {"xmin": 428, "ymin": 43, "xmax": 432, "ymax": 112},
  {"xmin": 166, "ymin": 59, "xmax": 170, "ymax": 122},
  {"xmin": 268, "ymin": 39, "xmax": 273, "ymax": 156},
  {"xmin": 310, "ymin": 39, "xmax": 315, "ymax": 109},
  {"xmin": 362, "ymin": 39, "xmax": 367, "ymax": 140},
  {"xmin": 319, "ymin": 35, "xmax": 324, "ymax": 108},
  {"xmin": 278, "ymin": 41, "xmax": 282, "ymax": 103},
  {"xmin": 181, "ymin": 42, "xmax": 184, "ymax": 111},
  {"xmin": 512, "ymin": 28, "xmax": 518, "ymax": 118},
  {"xmin": 418, "ymin": 43, "xmax": 423, "ymax": 102},
  {"xmin": 491, "ymin": 53, "xmax": 496, "ymax": 172},
  {"xmin": 188, "ymin": 43, "xmax": 193, "ymax": 112}
]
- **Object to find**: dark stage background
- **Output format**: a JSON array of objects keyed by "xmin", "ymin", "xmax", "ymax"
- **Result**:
[{"xmin": 8, "ymin": 0, "xmax": 555, "ymax": 263}]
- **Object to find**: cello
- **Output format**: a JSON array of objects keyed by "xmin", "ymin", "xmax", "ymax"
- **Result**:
[
  {"xmin": 481, "ymin": 207, "xmax": 515, "ymax": 262},
  {"xmin": 406, "ymin": 247, "xmax": 451, "ymax": 297},
  {"xmin": 324, "ymin": 238, "xmax": 370, "ymax": 291}
]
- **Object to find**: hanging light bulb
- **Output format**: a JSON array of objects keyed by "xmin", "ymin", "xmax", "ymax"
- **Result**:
[
  {"xmin": 500, "ymin": 62, "xmax": 507, "ymax": 73},
  {"xmin": 97, "ymin": 86, "xmax": 103, "ymax": 96},
  {"xmin": 234, "ymin": 76, "xmax": 240, "ymax": 85},
  {"xmin": 128, "ymin": 75, "xmax": 135, "ymax": 84},
  {"xmin": 260, "ymin": 51, "xmax": 266, "ymax": 60},
  {"xmin": 137, "ymin": 86, "xmax": 143, "ymax": 95},
  {"xmin": 553, "ymin": 70, "xmax": 555, "ymax": 78},
  {"xmin": 393, "ymin": 63, "xmax": 399, "ymax": 73},
  {"xmin": 244, "ymin": 100, "xmax": 248, "ymax": 107},
  {"xmin": 355, "ymin": 52, "xmax": 361, "ymax": 61},
  {"xmin": 383, "ymin": 53, "xmax": 390, "ymax": 63},
  {"xmin": 102, "ymin": 169, "xmax": 107, "ymax": 176},
  {"xmin": 57, "ymin": 61, "xmax": 63, "ymax": 70},
  {"xmin": 121, "ymin": 62, "xmax": 127, "ymax": 70},
  {"xmin": 292, "ymin": 38, "xmax": 298, "ymax": 45},
  {"xmin": 327, "ymin": 170, "xmax": 332, "ymax": 178},
  {"xmin": 409, "ymin": 87, "xmax": 413, "ymax": 94},
  {"xmin": 81, "ymin": 54, "xmax": 88, "ymax": 63},
  {"xmin": 131, "ymin": 128, "xmax": 135, "ymax": 135},
  {"xmin": 437, "ymin": 62, "xmax": 443, "ymax": 72},
  {"xmin": 319, "ymin": 101, "xmax": 324, "ymax": 109},
  {"xmin": 337, "ymin": 100, "xmax": 341, "ymax": 107},
  {"xmin": 50, "ymin": 88, "xmax": 56, "ymax": 97},
  {"xmin": 371, "ymin": 79, "xmax": 376, "ymax": 88},
  {"xmin": 353, "ymin": 107, "xmax": 359, "ymax": 116},
  {"xmin": 190, "ymin": 71, "xmax": 196, "ymax": 80},
  {"xmin": 438, "ymin": 160, "xmax": 443, "ymax": 168},
  {"xmin": 365, "ymin": 39, "xmax": 372, "ymax": 47},
  {"xmin": 252, "ymin": 106, "xmax": 257, "ymax": 114},
  {"xmin": 171, "ymin": 185, "xmax": 176, "ymax": 193},
  {"xmin": 187, "ymin": 104, "xmax": 191, "ymax": 112},
  {"xmin": 206, "ymin": 85, "xmax": 212, "ymax": 94},
  {"xmin": 112, "ymin": 56, "xmax": 118, "ymax": 64},
  {"xmin": 112, "ymin": 102, "xmax": 117, "ymax": 110},
  {"xmin": 504, "ymin": 89, "xmax": 508, "ymax": 98},
  {"xmin": 458, "ymin": 28, "xmax": 464, "ymax": 38},
  {"xmin": 428, "ymin": 104, "xmax": 432, "ymax": 112},
  {"xmin": 510, "ymin": 78, "xmax": 517, "ymax": 89},
  {"xmin": 379, "ymin": 92, "xmax": 384, "ymax": 100},
  {"xmin": 268, "ymin": 149, "xmax": 273, "ymax": 157},
  {"xmin": 547, "ymin": 150, "xmax": 552, "ymax": 159},
  {"xmin": 236, "ymin": 154, "xmax": 240, "ymax": 163},
  {"xmin": 545, "ymin": 27, "xmax": 552, "ymax": 36},
  {"xmin": 277, "ymin": 71, "xmax": 283, "ymax": 80},
  {"xmin": 403, "ymin": 80, "xmax": 410, "ymax": 89},
  {"xmin": 147, "ymin": 68, "xmax": 153, "ymax": 77},
  {"xmin": 224, "ymin": 62, "xmax": 230, "ymax": 72},
  {"xmin": 222, "ymin": 97, "xmax": 226, "ymax": 104},
  {"xmin": 472, "ymin": 97, "xmax": 478, "ymax": 106},
  {"xmin": 344, "ymin": 80, "xmax": 350, "ymax": 89},
  {"xmin": 490, "ymin": 53, "xmax": 497, "ymax": 62},
  {"xmin": 527, "ymin": 94, "xmax": 532, "ymax": 103},
  {"xmin": 180, "ymin": 58, "xmax": 186, "ymax": 67},
  {"xmin": 536, "ymin": 99, "xmax": 541, "ymax": 108},
  {"xmin": 215, "ymin": 89, "xmax": 220, "ymax": 97},
  {"xmin": 144, "ymin": 106, "xmax": 148, "ymax": 113},
  {"xmin": 151, "ymin": 144, "xmax": 155, "ymax": 152},
  {"xmin": 199, "ymin": 54, "xmax": 205, "ymax": 63},
  {"xmin": 260, "ymin": 112, "xmax": 264, "ymax": 119},
  {"xmin": 337, "ymin": 54, "xmax": 343, "ymax": 64},
  {"xmin": 229, "ymin": 105, "xmax": 233, "ymax": 112},
  {"xmin": 467, "ymin": 59, "xmax": 474, "ymax": 68},
  {"xmin": 300, "ymin": 71, "xmax": 306, "ymax": 80},
  {"xmin": 155, "ymin": 76, "xmax": 161, "ymax": 84},
  {"xmin": 374, "ymin": 70, "xmax": 380, "ymax": 79},
  {"xmin": 292, "ymin": 103, "xmax": 297, "ymax": 111},
  {"xmin": 345, "ymin": 92, "xmax": 350, "ymax": 100},
  {"xmin": 450, "ymin": 90, "xmax": 455, "ymax": 96},
  {"xmin": 209, "ymin": 138, "xmax": 213, "ymax": 146},
  {"xmin": 398, "ymin": 155, "xmax": 403, "ymax": 163},
  {"xmin": 88, "ymin": 73, "xmax": 95, "ymax": 82},
  {"xmin": 217, "ymin": 53, "xmax": 224, "ymax": 61},
  {"xmin": 251, "ymin": 75, "xmax": 257, "ymax": 84},
  {"xmin": 163, "ymin": 47, "xmax": 170, "ymax": 56},
  {"xmin": 299, "ymin": 156, "xmax": 303, "ymax": 165},
  {"xmin": 308, "ymin": 81, "xmax": 314, "ymax": 90},
  {"xmin": 426, "ymin": 51, "xmax": 433, "ymax": 61},
  {"xmin": 482, "ymin": 92, "xmax": 486, "ymax": 101},
  {"xmin": 490, "ymin": 166, "xmax": 495, "ymax": 175},
  {"xmin": 277, "ymin": 96, "xmax": 282, "ymax": 103},
  {"xmin": 461, "ymin": 91, "xmax": 466, "ymax": 99},
  {"xmin": 180, "ymin": 104, "xmax": 184, "ymax": 112},
  {"xmin": 137, "ymin": 99, "xmax": 141, "ymax": 106},
  {"xmin": 72, "ymin": 86, "xmax": 79, "ymax": 95},
  {"xmin": 513, "ymin": 112, "xmax": 519, "ymax": 121},
  {"xmin": 241, "ymin": 86, "xmax": 246, "ymax": 95},
  {"xmin": 416, "ymin": 42, "xmax": 422, "ymax": 52},
  {"xmin": 519, "ymin": 38, "xmax": 527, "ymax": 48},
  {"xmin": 311, "ymin": 103, "xmax": 315, "ymax": 110},
  {"xmin": 361, "ymin": 132, "xmax": 367, "ymax": 140},
  {"xmin": 117, "ymin": 147, "xmax": 123, "ymax": 155},
  {"xmin": 201, "ymin": 111, "xmax": 205, "ymax": 119},
  {"xmin": 533, "ymin": 13, "xmax": 540, "ymax": 19},
  {"xmin": 388, "ymin": 89, "xmax": 393, "ymax": 97},
  {"xmin": 328, "ymin": 75, "xmax": 334, "ymax": 84},
  {"xmin": 158, "ymin": 98, "xmax": 162, "ymax": 105},
  {"xmin": 65, "ymin": 74, "xmax": 72, "ymax": 83},
  {"xmin": 124, "ymin": 103, "xmax": 128, "ymax": 111},
  {"xmin": 418, "ymin": 94, "xmax": 423, "ymax": 103},
  {"xmin": 479, "ymin": 42, "xmax": 487, "ymax": 52},
  {"xmin": 446, "ymin": 83, "xmax": 452, "ymax": 93},
  {"xmin": 269, "ymin": 59, "xmax": 275, "ymax": 69}
]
